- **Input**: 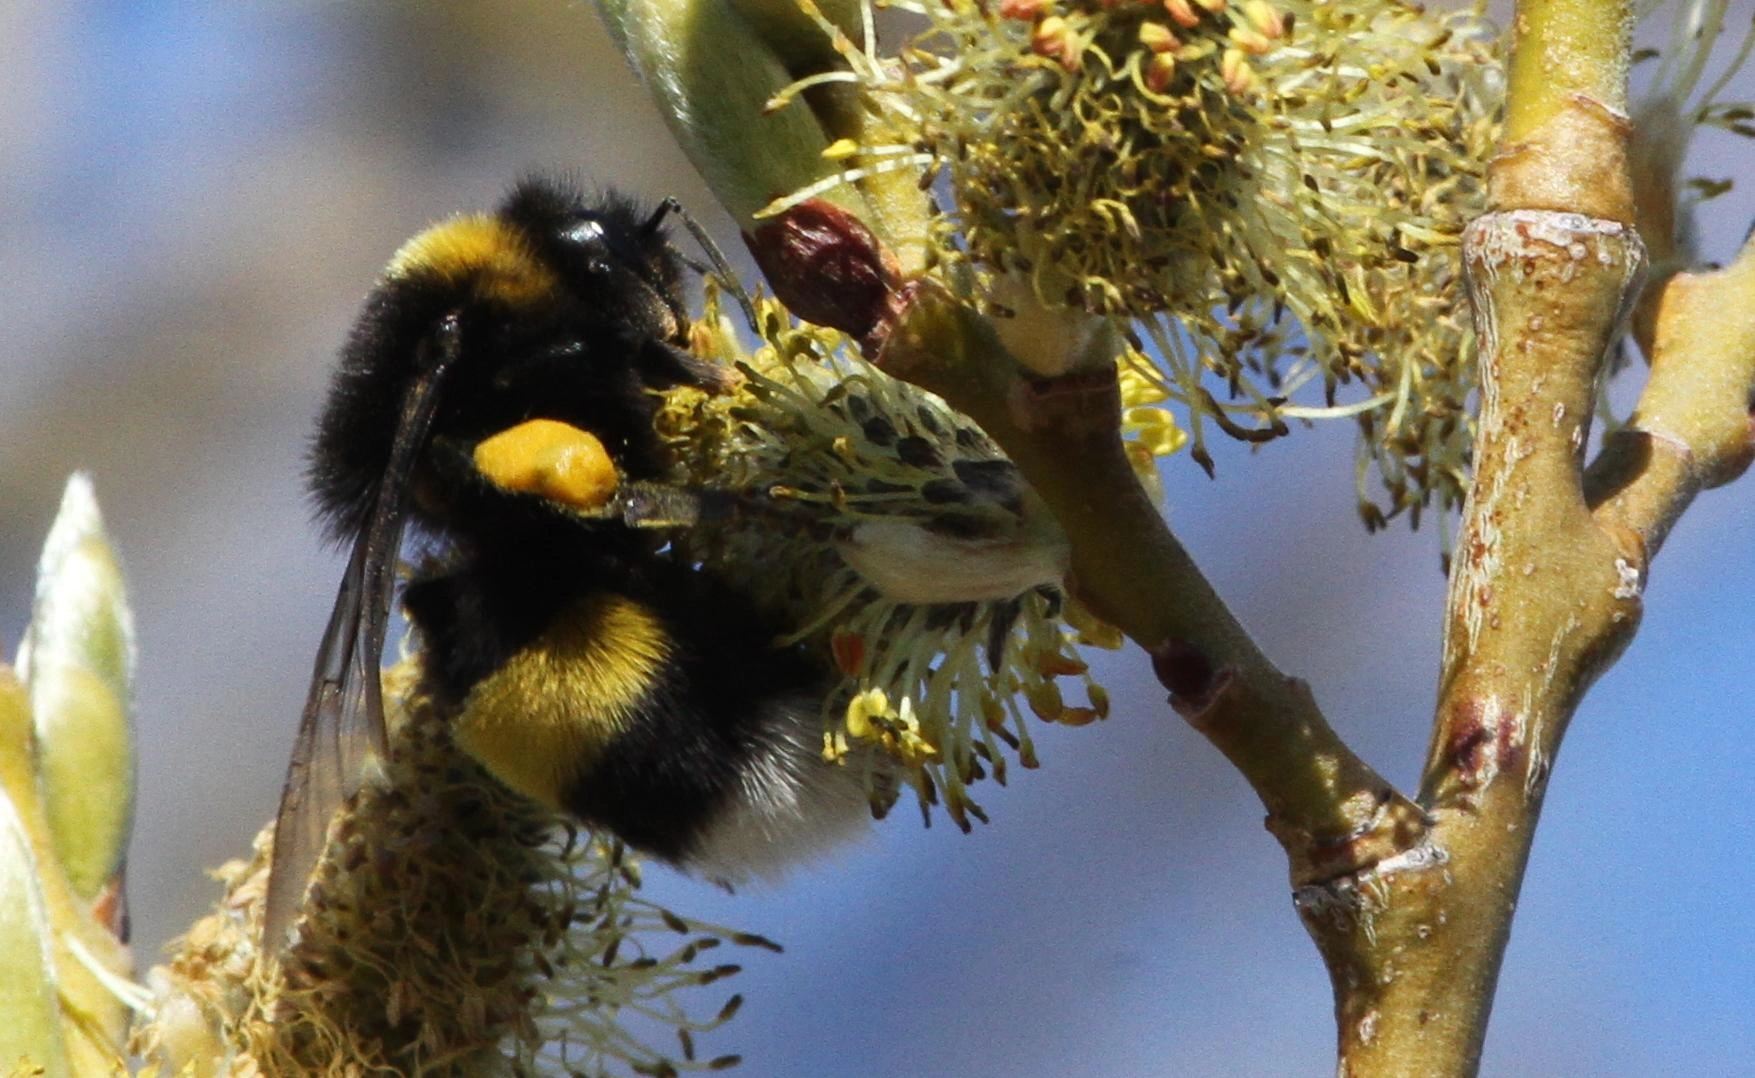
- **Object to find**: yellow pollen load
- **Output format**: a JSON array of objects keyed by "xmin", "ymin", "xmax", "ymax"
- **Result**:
[
  {"xmin": 453, "ymin": 594, "xmax": 673, "ymax": 808},
  {"xmin": 474, "ymin": 419, "xmax": 621, "ymax": 513},
  {"xmin": 384, "ymin": 213, "xmax": 558, "ymax": 307}
]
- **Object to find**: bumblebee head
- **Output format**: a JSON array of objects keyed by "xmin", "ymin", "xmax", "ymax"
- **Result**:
[
  {"xmin": 309, "ymin": 179, "xmax": 716, "ymax": 546},
  {"xmin": 499, "ymin": 178, "xmax": 689, "ymax": 349}
]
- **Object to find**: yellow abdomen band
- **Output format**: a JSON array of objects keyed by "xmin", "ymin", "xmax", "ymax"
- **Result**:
[{"xmin": 452, "ymin": 593, "xmax": 672, "ymax": 808}]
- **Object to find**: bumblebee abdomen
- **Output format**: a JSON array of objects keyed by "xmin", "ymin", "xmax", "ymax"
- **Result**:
[
  {"xmin": 416, "ymin": 551, "xmax": 877, "ymax": 877},
  {"xmin": 549, "ymin": 616, "xmax": 881, "ymax": 876},
  {"xmin": 557, "ymin": 687, "xmax": 879, "ymax": 876}
]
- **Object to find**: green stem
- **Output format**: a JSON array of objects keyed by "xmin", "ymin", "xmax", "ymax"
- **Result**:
[
  {"xmin": 1318, "ymin": 4, "xmax": 1649, "ymax": 1074},
  {"xmin": 876, "ymin": 284, "xmax": 1426, "ymax": 887}
]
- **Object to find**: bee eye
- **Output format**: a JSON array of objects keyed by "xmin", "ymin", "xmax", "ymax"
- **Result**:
[
  {"xmin": 561, "ymin": 218, "xmax": 607, "ymax": 247},
  {"xmin": 561, "ymin": 218, "xmax": 617, "ymax": 274}
]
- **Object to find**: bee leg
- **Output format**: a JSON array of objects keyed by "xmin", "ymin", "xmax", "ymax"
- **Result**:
[
  {"xmin": 427, "ymin": 433, "xmax": 494, "ymax": 496},
  {"xmin": 648, "ymin": 195, "xmax": 760, "ymax": 332},
  {"xmin": 635, "ymin": 336, "xmax": 738, "ymax": 394}
]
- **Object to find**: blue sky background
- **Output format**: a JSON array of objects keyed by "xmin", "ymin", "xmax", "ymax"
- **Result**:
[{"xmin": 1, "ymin": 2, "xmax": 1751, "ymax": 1074}]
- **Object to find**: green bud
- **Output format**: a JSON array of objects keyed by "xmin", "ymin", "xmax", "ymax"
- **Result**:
[
  {"xmin": 593, "ymin": 0, "xmax": 869, "ymax": 228},
  {"xmin": 723, "ymin": 0, "xmax": 862, "ymax": 75},
  {"xmin": 16, "ymin": 474, "xmax": 136, "ymax": 899}
]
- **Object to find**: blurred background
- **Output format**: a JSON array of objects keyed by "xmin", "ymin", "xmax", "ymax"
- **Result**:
[{"xmin": 2, "ymin": 2, "xmax": 1752, "ymax": 1074}]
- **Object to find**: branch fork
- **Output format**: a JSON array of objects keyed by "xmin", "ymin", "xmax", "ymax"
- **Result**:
[{"xmin": 730, "ymin": 38, "xmax": 1753, "ymax": 1068}]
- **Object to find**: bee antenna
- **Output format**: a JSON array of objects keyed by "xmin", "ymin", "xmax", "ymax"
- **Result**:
[{"xmin": 650, "ymin": 197, "xmax": 760, "ymax": 333}]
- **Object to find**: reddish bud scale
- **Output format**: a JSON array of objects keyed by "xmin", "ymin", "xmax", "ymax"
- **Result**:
[
  {"xmin": 1149, "ymin": 639, "xmax": 1217, "ymax": 704},
  {"xmin": 744, "ymin": 199, "xmax": 900, "ymax": 340}
]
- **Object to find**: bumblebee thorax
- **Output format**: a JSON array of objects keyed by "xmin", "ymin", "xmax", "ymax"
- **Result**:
[{"xmin": 385, "ymin": 214, "xmax": 559, "ymax": 310}]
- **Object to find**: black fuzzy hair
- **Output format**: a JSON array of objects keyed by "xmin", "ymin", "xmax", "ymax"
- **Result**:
[
  {"xmin": 498, "ymin": 175, "xmax": 687, "ymax": 336},
  {"xmin": 307, "ymin": 177, "xmax": 699, "ymax": 546}
]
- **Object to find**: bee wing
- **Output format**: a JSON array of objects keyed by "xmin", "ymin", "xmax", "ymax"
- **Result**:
[
  {"xmin": 262, "ymin": 315, "xmax": 461, "ymax": 954},
  {"xmin": 261, "ymin": 535, "xmax": 380, "ymax": 950}
]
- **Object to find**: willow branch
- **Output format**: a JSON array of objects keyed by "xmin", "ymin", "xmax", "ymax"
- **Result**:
[
  {"xmin": 1308, "ymin": 2, "xmax": 1651, "ymax": 1074},
  {"xmin": 871, "ymin": 283, "xmax": 1426, "ymax": 885},
  {"xmin": 1588, "ymin": 236, "xmax": 1755, "ymax": 550}
]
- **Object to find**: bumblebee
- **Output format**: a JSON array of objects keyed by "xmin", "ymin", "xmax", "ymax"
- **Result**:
[{"xmin": 263, "ymin": 177, "xmax": 875, "ymax": 948}]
